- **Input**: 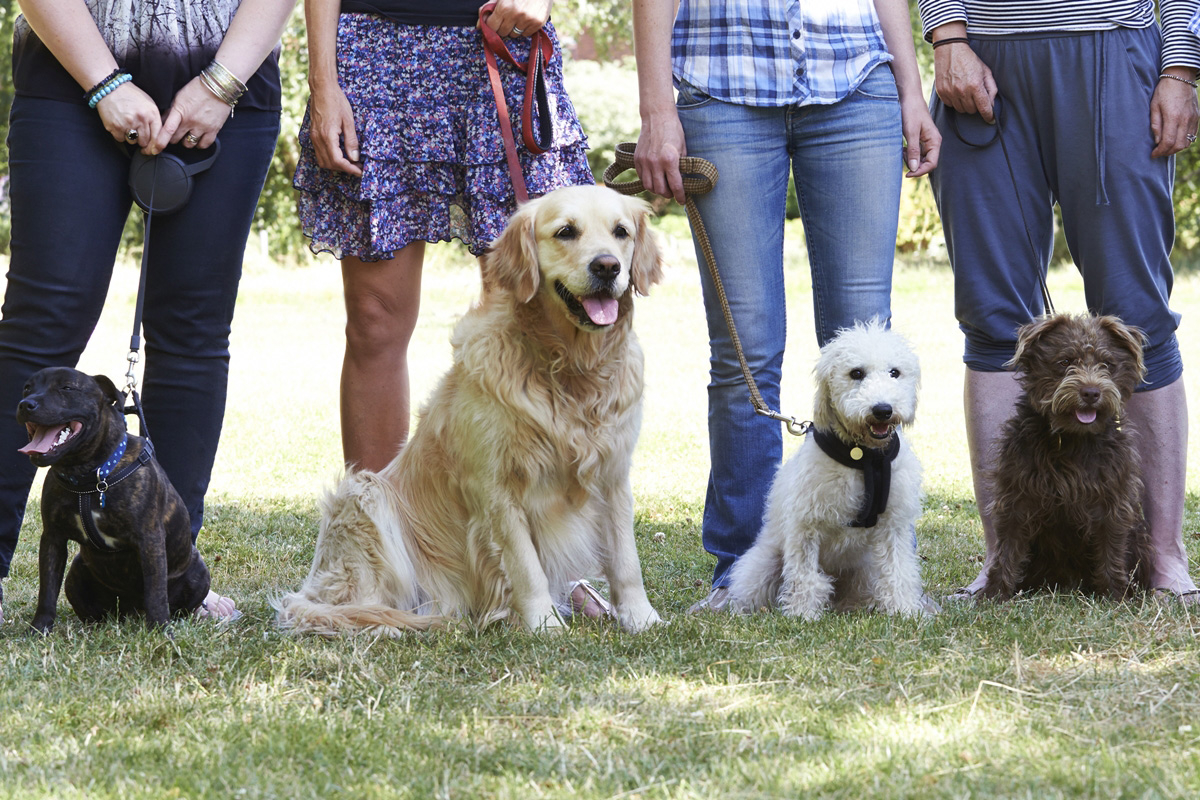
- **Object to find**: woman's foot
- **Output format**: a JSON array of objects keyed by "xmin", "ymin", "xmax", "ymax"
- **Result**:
[
  {"xmin": 197, "ymin": 589, "xmax": 242, "ymax": 621},
  {"xmin": 571, "ymin": 580, "xmax": 613, "ymax": 618},
  {"xmin": 555, "ymin": 580, "xmax": 614, "ymax": 620}
]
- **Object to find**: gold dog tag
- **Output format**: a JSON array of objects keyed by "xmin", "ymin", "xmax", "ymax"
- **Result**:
[{"xmin": 850, "ymin": 446, "xmax": 863, "ymax": 460}]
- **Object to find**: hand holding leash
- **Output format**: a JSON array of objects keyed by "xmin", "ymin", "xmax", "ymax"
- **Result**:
[{"xmin": 605, "ymin": 143, "xmax": 809, "ymax": 436}]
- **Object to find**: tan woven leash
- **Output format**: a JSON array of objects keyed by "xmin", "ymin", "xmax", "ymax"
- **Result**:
[{"xmin": 604, "ymin": 142, "xmax": 808, "ymax": 436}]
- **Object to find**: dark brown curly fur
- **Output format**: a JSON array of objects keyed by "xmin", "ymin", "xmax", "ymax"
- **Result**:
[{"xmin": 982, "ymin": 314, "xmax": 1152, "ymax": 601}]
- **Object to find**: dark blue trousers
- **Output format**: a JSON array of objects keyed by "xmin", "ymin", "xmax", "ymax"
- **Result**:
[
  {"xmin": 0, "ymin": 96, "xmax": 280, "ymax": 577},
  {"xmin": 928, "ymin": 27, "xmax": 1182, "ymax": 388}
]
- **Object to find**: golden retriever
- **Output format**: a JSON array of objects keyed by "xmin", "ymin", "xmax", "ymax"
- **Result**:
[{"xmin": 276, "ymin": 185, "xmax": 664, "ymax": 634}]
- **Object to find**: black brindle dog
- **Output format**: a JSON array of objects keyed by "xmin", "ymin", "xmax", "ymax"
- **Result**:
[{"xmin": 17, "ymin": 367, "xmax": 209, "ymax": 632}]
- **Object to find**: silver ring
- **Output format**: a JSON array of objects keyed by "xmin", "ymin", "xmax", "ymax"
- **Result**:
[
  {"xmin": 511, "ymin": 26, "xmax": 524, "ymax": 35},
  {"xmin": 1188, "ymin": 133, "xmax": 1198, "ymax": 144},
  {"xmin": 185, "ymin": 133, "xmax": 199, "ymax": 145},
  {"xmin": 124, "ymin": 129, "xmax": 139, "ymax": 144}
]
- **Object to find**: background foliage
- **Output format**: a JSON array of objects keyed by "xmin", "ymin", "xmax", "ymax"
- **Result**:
[{"xmin": 0, "ymin": 0, "xmax": 1198, "ymax": 265}]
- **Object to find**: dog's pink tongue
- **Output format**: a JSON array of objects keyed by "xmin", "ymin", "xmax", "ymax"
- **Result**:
[
  {"xmin": 18, "ymin": 424, "xmax": 61, "ymax": 455},
  {"xmin": 1076, "ymin": 408, "xmax": 1098, "ymax": 425},
  {"xmin": 581, "ymin": 296, "xmax": 618, "ymax": 326}
]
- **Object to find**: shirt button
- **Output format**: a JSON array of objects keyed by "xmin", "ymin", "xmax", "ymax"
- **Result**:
[{"xmin": 792, "ymin": 30, "xmax": 800, "ymax": 39}]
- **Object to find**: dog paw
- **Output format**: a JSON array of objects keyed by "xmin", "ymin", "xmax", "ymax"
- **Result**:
[
  {"xmin": 29, "ymin": 617, "xmax": 54, "ymax": 636},
  {"xmin": 616, "ymin": 605, "xmax": 663, "ymax": 633},
  {"xmin": 779, "ymin": 602, "xmax": 825, "ymax": 621}
]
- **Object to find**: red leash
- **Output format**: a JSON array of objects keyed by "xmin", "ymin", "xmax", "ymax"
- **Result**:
[{"xmin": 479, "ymin": 4, "xmax": 554, "ymax": 203}]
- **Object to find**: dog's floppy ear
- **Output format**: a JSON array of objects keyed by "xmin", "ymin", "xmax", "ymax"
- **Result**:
[
  {"xmin": 1096, "ymin": 314, "xmax": 1147, "ymax": 386},
  {"xmin": 811, "ymin": 344, "xmax": 840, "ymax": 432},
  {"xmin": 1007, "ymin": 313, "xmax": 1069, "ymax": 371},
  {"xmin": 92, "ymin": 374, "xmax": 123, "ymax": 406},
  {"xmin": 480, "ymin": 200, "xmax": 540, "ymax": 303},
  {"xmin": 627, "ymin": 196, "xmax": 663, "ymax": 296}
]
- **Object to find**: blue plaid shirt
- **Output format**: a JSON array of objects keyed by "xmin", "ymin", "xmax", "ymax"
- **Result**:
[{"xmin": 670, "ymin": 0, "xmax": 894, "ymax": 107}]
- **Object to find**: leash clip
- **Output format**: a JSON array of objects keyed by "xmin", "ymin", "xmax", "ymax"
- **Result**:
[
  {"xmin": 124, "ymin": 349, "xmax": 140, "ymax": 396},
  {"xmin": 753, "ymin": 407, "xmax": 811, "ymax": 438}
]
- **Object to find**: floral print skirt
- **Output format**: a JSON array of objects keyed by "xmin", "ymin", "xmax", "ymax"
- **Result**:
[{"xmin": 293, "ymin": 14, "xmax": 594, "ymax": 260}]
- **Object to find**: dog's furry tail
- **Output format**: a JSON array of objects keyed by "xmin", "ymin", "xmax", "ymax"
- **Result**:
[
  {"xmin": 273, "ymin": 596, "xmax": 448, "ymax": 636},
  {"xmin": 275, "ymin": 468, "xmax": 451, "ymax": 636}
]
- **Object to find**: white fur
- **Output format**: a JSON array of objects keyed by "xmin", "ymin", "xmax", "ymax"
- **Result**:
[
  {"xmin": 727, "ymin": 321, "xmax": 929, "ymax": 619},
  {"xmin": 275, "ymin": 186, "xmax": 664, "ymax": 636}
]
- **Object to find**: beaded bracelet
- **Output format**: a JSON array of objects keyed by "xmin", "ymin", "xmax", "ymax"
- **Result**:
[
  {"xmin": 932, "ymin": 37, "xmax": 971, "ymax": 49},
  {"xmin": 87, "ymin": 73, "xmax": 132, "ymax": 109},
  {"xmin": 199, "ymin": 60, "xmax": 247, "ymax": 117},
  {"xmin": 84, "ymin": 69, "xmax": 122, "ymax": 103},
  {"xmin": 1159, "ymin": 72, "xmax": 1199, "ymax": 89}
]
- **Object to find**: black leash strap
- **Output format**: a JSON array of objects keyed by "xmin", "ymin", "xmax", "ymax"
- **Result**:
[
  {"xmin": 124, "ymin": 158, "xmax": 156, "ymax": 443},
  {"xmin": 947, "ymin": 95, "xmax": 1055, "ymax": 316}
]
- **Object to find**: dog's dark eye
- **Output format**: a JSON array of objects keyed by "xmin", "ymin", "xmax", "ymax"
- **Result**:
[
  {"xmin": 850, "ymin": 368, "xmax": 865, "ymax": 381},
  {"xmin": 1059, "ymin": 358, "xmax": 1073, "ymax": 369},
  {"xmin": 890, "ymin": 369, "xmax": 901, "ymax": 379},
  {"xmin": 554, "ymin": 225, "xmax": 578, "ymax": 240},
  {"xmin": 613, "ymin": 225, "xmax": 630, "ymax": 239}
]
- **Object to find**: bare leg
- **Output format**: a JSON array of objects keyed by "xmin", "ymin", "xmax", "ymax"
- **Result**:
[
  {"xmin": 1127, "ymin": 379, "xmax": 1196, "ymax": 596},
  {"xmin": 340, "ymin": 243, "xmax": 425, "ymax": 472},
  {"xmin": 957, "ymin": 368, "xmax": 1021, "ymax": 595}
]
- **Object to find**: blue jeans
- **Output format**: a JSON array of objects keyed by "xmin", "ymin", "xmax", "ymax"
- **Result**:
[
  {"xmin": 676, "ymin": 65, "xmax": 903, "ymax": 586},
  {"xmin": 0, "ymin": 96, "xmax": 280, "ymax": 578}
]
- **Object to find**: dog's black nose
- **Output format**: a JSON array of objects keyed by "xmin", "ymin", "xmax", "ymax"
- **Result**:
[
  {"xmin": 871, "ymin": 404, "xmax": 893, "ymax": 421},
  {"xmin": 588, "ymin": 254, "xmax": 621, "ymax": 283},
  {"xmin": 17, "ymin": 398, "xmax": 37, "ymax": 414},
  {"xmin": 1080, "ymin": 386, "xmax": 1101, "ymax": 405}
]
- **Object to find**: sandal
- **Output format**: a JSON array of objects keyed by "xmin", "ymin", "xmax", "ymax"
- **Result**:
[
  {"xmin": 196, "ymin": 589, "xmax": 243, "ymax": 622},
  {"xmin": 944, "ymin": 585, "xmax": 982, "ymax": 603},
  {"xmin": 1152, "ymin": 587, "xmax": 1200, "ymax": 606},
  {"xmin": 555, "ymin": 579, "xmax": 614, "ymax": 620}
]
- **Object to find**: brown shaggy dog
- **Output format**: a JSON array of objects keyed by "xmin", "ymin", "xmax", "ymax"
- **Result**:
[
  {"xmin": 982, "ymin": 313, "xmax": 1152, "ymax": 601},
  {"xmin": 275, "ymin": 186, "xmax": 664, "ymax": 635}
]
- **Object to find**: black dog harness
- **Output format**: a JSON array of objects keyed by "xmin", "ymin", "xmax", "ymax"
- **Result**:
[
  {"xmin": 810, "ymin": 428, "xmax": 901, "ymax": 528},
  {"xmin": 53, "ymin": 433, "xmax": 153, "ymax": 552}
]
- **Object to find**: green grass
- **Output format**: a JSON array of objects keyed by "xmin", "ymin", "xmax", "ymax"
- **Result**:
[{"xmin": 4, "ymin": 224, "xmax": 1200, "ymax": 798}]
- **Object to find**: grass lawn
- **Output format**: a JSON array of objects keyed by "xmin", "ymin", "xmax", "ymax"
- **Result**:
[{"xmin": 3, "ymin": 222, "xmax": 1200, "ymax": 798}]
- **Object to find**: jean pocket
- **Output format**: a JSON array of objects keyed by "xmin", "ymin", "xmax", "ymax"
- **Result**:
[
  {"xmin": 853, "ymin": 64, "xmax": 900, "ymax": 101},
  {"xmin": 676, "ymin": 78, "xmax": 716, "ymax": 110}
]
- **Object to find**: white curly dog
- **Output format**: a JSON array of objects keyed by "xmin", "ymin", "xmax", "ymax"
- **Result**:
[{"xmin": 727, "ymin": 321, "xmax": 930, "ymax": 619}]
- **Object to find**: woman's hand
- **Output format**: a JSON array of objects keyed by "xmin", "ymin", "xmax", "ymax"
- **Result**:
[
  {"xmin": 95, "ymin": 80, "xmax": 164, "ymax": 154},
  {"xmin": 633, "ymin": 109, "xmax": 688, "ymax": 204},
  {"xmin": 1150, "ymin": 72, "xmax": 1200, "ymax": 158},
  {"xmin": 155, "ymin": 77, "xmax": 235, "ymax": 151},
  {"xmin": 481, "ymin": 0, "xmax": 551, "ymax": 37},
  {"xmin": 308, "ymin": 83, "xmax": 363, "ymax": 176},
  {"xmin": 900, "ymin": 97, "xmax": 941, "ymax": 177}
]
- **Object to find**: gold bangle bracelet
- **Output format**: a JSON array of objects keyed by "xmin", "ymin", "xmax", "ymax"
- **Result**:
[{"xmin": 207, "ymin": 59, "xmax": 248, "ymax": 96}]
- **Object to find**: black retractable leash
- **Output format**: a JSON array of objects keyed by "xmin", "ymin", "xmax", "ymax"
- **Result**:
[
  {"xmin": 122, "ymin": 141, "xmax": 222, "ymax": 440},
  {"xmin": 946, "ymin": 95, "xmax": 1056, "ymax": 316}
]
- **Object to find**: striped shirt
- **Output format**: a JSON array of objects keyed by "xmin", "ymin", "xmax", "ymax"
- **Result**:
[
  {"xmin": 917, "ymin": 0, "xmax": 1200, "ymax": 70},
  {"xmin": 670, "ymin": 0, "xmax": 894, "ymax": 107}
]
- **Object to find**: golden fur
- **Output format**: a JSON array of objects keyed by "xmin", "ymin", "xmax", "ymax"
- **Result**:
[{"xmin": 276, "ymin": 186, "xmax": 664, "ymax": 634}]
